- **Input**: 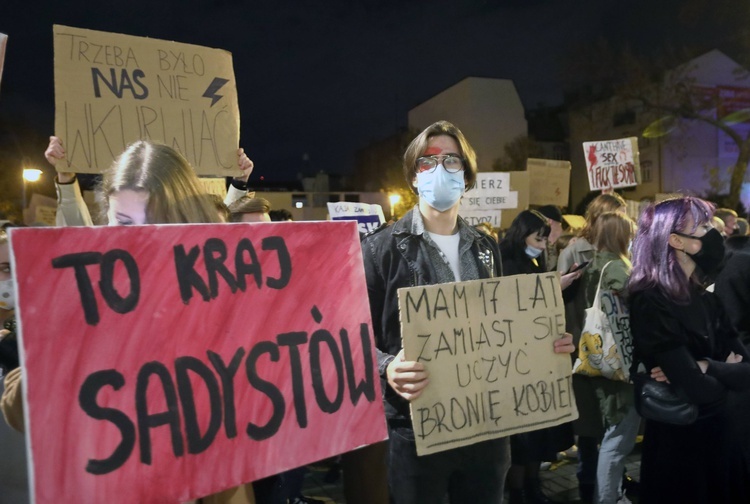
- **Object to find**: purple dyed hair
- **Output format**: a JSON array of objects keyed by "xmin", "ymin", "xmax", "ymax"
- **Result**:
[{"xmin": 628, "ymin": 196, "xmax": 715, "ymax": 302}]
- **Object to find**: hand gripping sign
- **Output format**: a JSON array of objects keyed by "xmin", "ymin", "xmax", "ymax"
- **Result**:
[
  {"xmin": 398, "ymin": 272, "xmax": 578, "ymax": 456},
  {"xmin": 10, "ymin": 221, "xmax": 386, "ymax": 503}
]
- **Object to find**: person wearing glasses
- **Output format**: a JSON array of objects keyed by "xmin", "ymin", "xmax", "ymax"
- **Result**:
[{"xmin": 360, "ymin": 121, "xmax": 574, "ymax": 504}]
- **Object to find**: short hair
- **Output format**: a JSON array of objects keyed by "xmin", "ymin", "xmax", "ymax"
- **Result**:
[
  {"xmin": 712, "ymin": 216, "xmax": 725, "ymax": 234},
  {"xmin": 402, "ymin": 121, "xmax": 478, "ymax": 193},
  {"xmin": 100, "ymin": 141, "xmax": 221, "ymax": 224},
  {"xmin": 581, "ymin": 193, "xmax": 626, "ymax": 241},
  {"xmin": 593, "ymin": 211, "xmax": 635, "ymax": 260},
  {"xmin": 628, "ymin": 196, "xmax": 715, "ymax": 302},
  {"xmin": 714, "ymin": 208, "xmax": 738, "ymax": 223},
  {"xmin": 228, "ymin": 196, "xmax": 271, "ymax": 223},
  {"xmin": 269, "ymin": 209, "xmax": 293, "ymax": 221}
]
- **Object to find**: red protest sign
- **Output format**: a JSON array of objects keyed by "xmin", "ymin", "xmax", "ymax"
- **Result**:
[{"xmin": 10, "ymin": 222, "xmax": 386, "ymax": 504}]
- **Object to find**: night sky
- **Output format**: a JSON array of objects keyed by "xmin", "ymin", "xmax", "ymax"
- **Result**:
[{"xmin": 0, "ymin": 0, "xmax": 708, "ymax": 184}]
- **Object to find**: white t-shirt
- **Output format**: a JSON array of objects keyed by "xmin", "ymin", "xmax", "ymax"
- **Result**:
[{"xmin": 427, "ymin": 231, "xmax": 461, "ymax": 281}]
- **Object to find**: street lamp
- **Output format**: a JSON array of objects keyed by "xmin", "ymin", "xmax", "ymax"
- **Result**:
[
  {"xmin": 22, "ymin": 168, "xmax": 43, "ymax": 212},
  {"xmin": 389, "ymin": 193, "xmax": 401, "ymax": 220}
]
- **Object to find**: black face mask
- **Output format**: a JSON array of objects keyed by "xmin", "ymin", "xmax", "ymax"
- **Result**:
[{"xmin": 674, "ymin": 228, "xmax": 725, "ymax": 277}]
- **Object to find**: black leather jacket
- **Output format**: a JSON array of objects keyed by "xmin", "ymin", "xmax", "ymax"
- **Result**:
[{"xmin": 361, "ymin": 208, "xmax": 502, "ymax": 421}]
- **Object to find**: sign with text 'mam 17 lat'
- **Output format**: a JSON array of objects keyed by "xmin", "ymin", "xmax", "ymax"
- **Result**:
[
  {"xmin": 582, "ymin": 137, "xmax": 640, "ymax": 191},
  {"xmin": 10, "ymin": 222, "xmax": 386, "ymax": 504},
  {"xmin": 53, "ymin": 25, "xmax": 240, "ymax": 176},
  {"xmin": 459, "ymin": 172, "xmax": 519, "ymax": 228},
  {"xmin": 398, "ymin": 272, "xmax": 578, "ymax": 456}
]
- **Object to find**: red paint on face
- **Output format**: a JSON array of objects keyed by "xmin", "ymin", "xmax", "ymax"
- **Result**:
[{"xmin": 423, "ymin": 146, "xmax": 443, "ymax": 156}]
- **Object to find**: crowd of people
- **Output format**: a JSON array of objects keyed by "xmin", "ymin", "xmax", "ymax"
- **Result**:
[{"xmin": 1, "ymin": 120, "xmax": 749, "ymax": 504}]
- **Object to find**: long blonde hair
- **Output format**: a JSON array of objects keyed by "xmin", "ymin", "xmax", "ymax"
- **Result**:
[{"xmin": 100, "ymin": 141, "xmax": 221, "ymax": 224}]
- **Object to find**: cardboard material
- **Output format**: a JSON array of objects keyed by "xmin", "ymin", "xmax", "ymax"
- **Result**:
[
  {"xmin": 526, "ymin": 158, "xmax": 571, "ymax": 207},
  {"xmin": 199, "ymin": 177, "xmax": 228, "ymax": 199},
  {"xmin": 398, "ymin": 272, "xmax": 578, "ymax": 456},
  {"xmin": 53, "ymin": 25, "xmax": 240, "ymax": 175},
  {"xmin": 582, "ymin": 137, "xmax": 640, "ymax": 191},
  {"xmin": 10, "ymin": 222, "xmax": 386, "ymax": 504},
  {"xmin": 459, "ymin": 172, "xmax": 528, "ymax": 229}
]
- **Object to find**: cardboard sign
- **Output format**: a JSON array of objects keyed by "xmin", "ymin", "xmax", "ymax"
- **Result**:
[
  {"xmin": 10, "ymin": 222, "xmax": 386, "ymax": 503},
  {"xmin": 199, "ymin": 177, "xmax": 228, "ymax": 199},
  {"xmin": 327, "ymin": 202, "xmax": 386, "ymax": 234},
  {"xmin": 398, "ymin": 272, "xmax": 578, "ymax": 456},
  {"xmin": 526, "ymin": 158, "xmax": 571, "ymax": 207},
  {"xmin": 582, "ymin": 137, "xmax": 640, "ymax": 191},
  {"xmin": 53, "ymin": 25, "xmax": 240, "ymax": 175},
  {"xmin": 460, "ymin": 172, "xmax": 518, "ymax": 228}
]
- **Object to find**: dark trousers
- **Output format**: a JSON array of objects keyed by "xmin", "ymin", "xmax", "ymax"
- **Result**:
[{"xmin": 387, "ymin": 424, "xmax": 510, "ymax": 504}]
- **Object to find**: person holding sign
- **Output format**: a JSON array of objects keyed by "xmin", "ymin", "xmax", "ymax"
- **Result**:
[
  {"xmin": 556, "ymin": 193, "xmax": 626, "ymax": 502},
  {"xmin": 629, "ymin": 197, "xmax": 750, "ymax": 503},
  {"xmin": 9, "ymin": 140, "xmax": 258, "ymax": 504},
  {"xmin": 579, "ymin": 212, "xmax": 638, "ymax": 504},
  {"xmin": 361, "ymin": 121, "xmax": 575, "ymax": 504},
  {"xmin": 44, "ymin": 136, "xmax": 254, "ymax": 225}
]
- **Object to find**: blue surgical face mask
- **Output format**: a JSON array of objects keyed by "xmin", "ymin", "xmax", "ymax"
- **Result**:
[
  {"xmin": 525, "ymin": 245, "xmax": 544, "ymax": 259},
  {"xmin": 416, "ymin": 165, "xmax": 465, "ymax": 212}
]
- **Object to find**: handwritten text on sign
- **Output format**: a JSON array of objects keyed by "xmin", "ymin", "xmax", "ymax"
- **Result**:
[
  {"xmin": 460, "ymin": 172, "xmax": 519, "ymax": 227},
  {"xmin": 10, "ymin": 222, "xmax": 386, "ymax": 504},
  {"xmin": 327, "ymin": 201, "xmax": 386, "ymax": 234},
  {"xmin": 582, "ymin": 137, "xmax": 640, "ymax": 191},
  {"xmin": 398, "ymin": 273, "xmax": 578, "ymax": 456},
  {"xmin": 53, "ymin": 25, "xmax": 240, "ymax": 176}
]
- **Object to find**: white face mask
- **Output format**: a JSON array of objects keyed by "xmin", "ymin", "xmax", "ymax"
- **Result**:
[
  {"xmin": 416, "ymin": 165, "xmax": 465, "ymax": 212},
  {"xmin": 0, "ymin": 279, "xmax": 14, "ymax": 311},
  {"xmin": 524, "ymin": 245, "xmax": 544, "ymax": 259}
]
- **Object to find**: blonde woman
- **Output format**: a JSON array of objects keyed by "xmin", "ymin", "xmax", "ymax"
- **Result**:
[{"xmin": 580, "ymin": 212, "xmax": 638, "ymax": 504}]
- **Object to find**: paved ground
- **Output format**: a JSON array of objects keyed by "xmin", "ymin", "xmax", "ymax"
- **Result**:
[{"xmin": 300, "ymin": 441, "xmax": 642, "ymax": 503}]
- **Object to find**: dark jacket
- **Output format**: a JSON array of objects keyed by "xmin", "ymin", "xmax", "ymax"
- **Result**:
[{"xmin": 361, "ymin": 208, "xmax": 502, "ymax": 421}]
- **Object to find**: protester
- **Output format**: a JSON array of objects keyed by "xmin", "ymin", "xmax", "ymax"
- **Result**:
[
  {"xmin": 629, "ymin": 196, "xmax": 750, "ymax": 503},
  {"xmin": 715, "ymin": 207, "xmax": 739, "ymax": 236},
  {"xmin": 361, "ymin": 120, "xmax": 575, "ymax": 504},
  {"xmin": 44, "ymin": 136, "xmax": 254, "ymax": 225},
  {"xmin": 580, "ymin": 212, "xmax": 638, "ymax": 504},
  {"xmin": 9, "ymin": 140, "xmax": 256, "ymax": 504},
  {"xmin": 556, "ymin": 193, "xmax": 626, "ymax": 503},
  {"xmin": 715, "ymin": 235, "xmax": 750, "ymax": 345},
  {"xmin": 500, "ymin": 209, "xmax": 576, "ymax": 504}
]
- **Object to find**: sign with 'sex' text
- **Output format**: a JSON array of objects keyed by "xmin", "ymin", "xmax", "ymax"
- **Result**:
[
  {"xmin": 398, "ymin": 273, "xmax": 578, "ymax": 456},
  {"xmin": 583, "ymin": 137, "xmax": 640, "ymax": 191},
  {"xmin": 10, "ymin": 222, "xmax": 386, "ymax": 504},
  {"xmin": 53, "ymin": 25, "xmax": 240, "ymax": 176}
]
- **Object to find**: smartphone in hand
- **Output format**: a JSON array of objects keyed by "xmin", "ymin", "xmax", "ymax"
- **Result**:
[{"xmin": 567, "ymin": 261, "xmax": 590, "ymax": 274}]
